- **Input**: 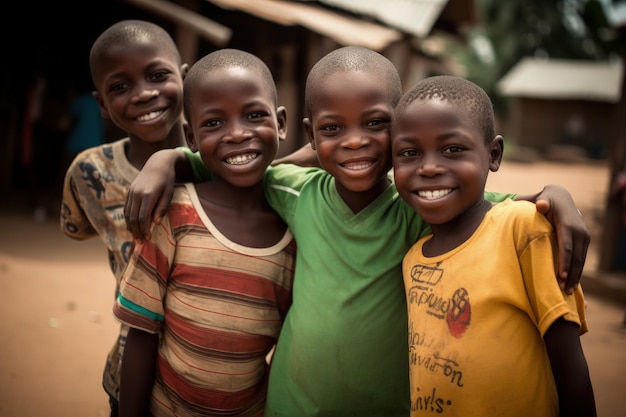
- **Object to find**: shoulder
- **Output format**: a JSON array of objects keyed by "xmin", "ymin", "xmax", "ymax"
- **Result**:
[
  {"xmin": 490, "ymin": 199, "xmax": 553, "ymax": 236},
  {"xmin": 497, "ymin": 199, "xmax": 546, "ymax": 218},
  {"xmin": 65, "ymin": 138, "xmax": 130, "ymax": 177},
  {"xmin": 69, "ymin": 138, "xmax": 127, "ymax": 163},
  {"xmin": 165, "ymin": 184, "xmax": 201, "ymax": 225},
  {"xmin": 266, "ymin": 164, "xmax": 324, "ymax": 181},
  {"xmin": 265, "ymin": 164, "xmax": 326, "ymax": 194},
  {"xmin": 172, "ymin": 183, "xmax": 193, "ymax": 203}
]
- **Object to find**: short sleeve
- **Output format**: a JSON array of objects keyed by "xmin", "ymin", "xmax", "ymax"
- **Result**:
[{"xmin": 113, "ymin": 217, "xmax": 175, "ymax": 333}]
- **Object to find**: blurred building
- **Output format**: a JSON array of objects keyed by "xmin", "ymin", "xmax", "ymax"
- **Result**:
[
  {"xmin": 498, "ymin": 54, "xmax": 626, "ymax": 273},
  {"xmin": 497, "ymin": 57, "xmax": 624, "ymax": 161}
]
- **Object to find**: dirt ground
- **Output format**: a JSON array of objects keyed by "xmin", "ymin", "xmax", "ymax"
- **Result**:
[{"xmin": 1, "ymin": 159, "xmax": 625, "ymax": 417}]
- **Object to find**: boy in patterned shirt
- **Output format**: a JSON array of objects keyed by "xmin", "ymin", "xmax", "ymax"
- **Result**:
[{"xmin": 59, "ymin": 20, "xmax": 188, "ymax": 416}]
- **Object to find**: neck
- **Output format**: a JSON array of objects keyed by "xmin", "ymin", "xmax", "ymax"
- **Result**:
[
  {"xmin": 335, "ymin": 175, "xmax": 392, "ymax": 214},
  {"xmin": 126, "ymin": 122, "xmax": 186, "ymax": 170},
  {"xmin": 425, "ymin": 199, "xmax": 492, "ymax": 256},
  {"xmin": 196, "ymin": 178, "xmax": 268, "ymax": 212}
]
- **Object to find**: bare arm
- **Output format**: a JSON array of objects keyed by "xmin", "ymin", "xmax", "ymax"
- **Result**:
[
  {"xmin": 118, "ymin": 327, "xmax": 159, "ymax": 417},
  {"xmin": 516, "ymin": 184, "xmax": 590, "ymax": 294},
  {"xmin": 126, "ymin": 144, "xmax": 321, "ymax": 241},
  {"xmin": 124, "ymin": 148, "xmax": 192, "ymax": 241},
  {"xmin": 544, "ymin": 318, "xmax": 597, "ymax": 417}
]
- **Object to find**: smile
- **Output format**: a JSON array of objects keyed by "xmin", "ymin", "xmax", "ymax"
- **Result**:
[
  {"xmin": 136, "ymin": 110, "xmax": 164, "ymax": 121},
  {"xmin": 342, "ymin": 161, "xmax": 373, "ymax": 170},
  {"xmin": 418, "ymin": 189, "xmax": 452, "ymax": 200},
  {"xmin": 225, "ymin": 153, "xmax": 258, "ymax": 165}
]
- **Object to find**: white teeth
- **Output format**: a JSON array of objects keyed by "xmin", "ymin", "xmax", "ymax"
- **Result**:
[
  {"xmin": 418, "ymin": 189, "xmax": 452, "ymax": 200},
  {"xmin": 136, "ymin": 110, "xmax": 163, "ymax": 121},
  {"xmin": 225, "ymin": 153, "xmax": 257, "ymax": 165},
  {"xmin": 343, "ymin": 162, "xmax": 371, "ymax": 170}
]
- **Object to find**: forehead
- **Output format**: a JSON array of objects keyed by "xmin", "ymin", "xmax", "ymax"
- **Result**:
[
  {"xmin": 401, "ymin": 98, "xmax": 471, "ymax": 120},
  {"xmin": 310, "ymin": 70, "xmax": 392, "ymax": 110},
  {"xmin": 191, "ymin": 65, "xmax": 271, "ymax": 97},
  {"xmin": 395, "ymin": 99, "xmax": 478, "ymax": 133},
  {"xmin": 92, "ymin": 39, "xmax": 178, "ymax": 83}
]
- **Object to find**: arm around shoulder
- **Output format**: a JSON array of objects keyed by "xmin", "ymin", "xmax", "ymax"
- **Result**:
[
  {"xmin": 515, "ymin": 184, "xmax": 589, "ymax": 294},
  {"xmin": 124, "ymin": 148, "xmax": 191, "ymax": 241}
]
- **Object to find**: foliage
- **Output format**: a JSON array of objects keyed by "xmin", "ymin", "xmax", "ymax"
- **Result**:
[{"xmin": 453, "ymin": 0, "xmax": 626, "ymax": 117}]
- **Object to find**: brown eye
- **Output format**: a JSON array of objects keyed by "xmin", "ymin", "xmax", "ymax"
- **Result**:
[
  {"xmin": 150, "ymin": 70, "xmax": 170, "ymax": 82},
  {"xmin": 443, "ymin": 146, "xmax": 463, "ymax": 154},
  {"xmin": 321, "ymin": 124, "xmax": 340, "ymax": 132},
  {"xmin": 203, "ymin": 119, "xmax": 222, "ymax": 128},
  {"xmin": 246, "ymin": 111, "xmax": 267, "ymax": 120},
  {"xmin": 400, "ymin": 149, "xmax": 419, "ymax": 157}
]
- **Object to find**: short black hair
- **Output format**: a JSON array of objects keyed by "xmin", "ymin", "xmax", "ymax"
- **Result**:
[
  {"xmin": 304, "ymin": 46, "xmax": 402, "ymax": 117},
  {"xmin": 396, "ymin": 75, "xmax": 495, "ymax": 143},
  {"xmin": 89, "ymin": 20, "xmax": 181, "ymax": 81},
  {"xmin": 182, "ymin": 49, "xmax": 277, "ymax": 121}
]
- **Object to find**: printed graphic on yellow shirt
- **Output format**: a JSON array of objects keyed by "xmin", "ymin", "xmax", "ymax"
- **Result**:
[
  {"xmin": 446, "ymin": 288, "xmax": 471, "ymax": 338},
  {"xmin": 407, "ymin": 263, "xmax": 471, "ymax": 338}
]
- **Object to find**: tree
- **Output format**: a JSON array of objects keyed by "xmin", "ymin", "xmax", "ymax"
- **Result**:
[{"xmin": 459, "ymin": 0, "xmax": 623, "ymax": 113}]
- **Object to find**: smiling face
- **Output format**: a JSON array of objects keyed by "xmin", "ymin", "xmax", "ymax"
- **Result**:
[
  {"xmin": 184, "ymin": 65, "xmax": 286, "ymax": 189},
  {"xmin": 91, "ymin": 38, "xmax": 184, "ymax": 145},
  {"xmin": 305, "ymin": 69, "xmax": 394, "ymax": 206},
  {"xmin": 392, "ymin": 98, "xmax": 503, "ymax": 226}
]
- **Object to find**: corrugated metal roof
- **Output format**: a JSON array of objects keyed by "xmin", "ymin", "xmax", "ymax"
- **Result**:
[
  {"xmin": 497, "ymin": 57, "xmax": 624, "ymax": 103},
  {"xmin": 298, "ymin": 0, "xmax": 449, "ymax": 37},
  {"xmin": 207, "ymin": 0, "xmax": 403, "ymax": 50},
  {"xmin": 125, "ymin": 0, "xmax": 232, "ymax": 45}
]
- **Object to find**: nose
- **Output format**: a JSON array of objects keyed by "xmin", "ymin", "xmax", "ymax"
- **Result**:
[
  {"xmin": 224, "ymin": 123, "xmax": 253, "ymax": 143},
  {"xmin": 132, "ymin": 85, "xmax": 159, "ymax": 103},
  {"xmin": 342, "ymin": 129, "xmax": 370, "ymax": 149},
  {"xmin": 418, "ymin": 154, "xmax": 444, "ymax": 177}
]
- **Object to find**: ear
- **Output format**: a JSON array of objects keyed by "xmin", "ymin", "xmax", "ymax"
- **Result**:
[
  {"xmin": 92, "ymin": 90, "xmax": 110, "ymax": 119},
  {"xmin": 184, "ymin": 122, "xmax": 198, "ymax": 152},
  {"xmin": 276, "ymin": 106, "xmax": 288, "ymax": 142},
  {"xmin": 489, "ymin": 135, "xmax": 504, "ymax": 172},
  {"xmin": 303, "ymin": 117, "xmax": 316, "ymax": 150},
  {"xmin": 180, "ymin": 63, "xmax": 189, "ymax": 80}
]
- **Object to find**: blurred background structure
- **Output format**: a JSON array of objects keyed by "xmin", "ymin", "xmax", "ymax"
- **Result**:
[{"xmin": 1, "ymin": 0, "xmax": 625, "ymax": 273}]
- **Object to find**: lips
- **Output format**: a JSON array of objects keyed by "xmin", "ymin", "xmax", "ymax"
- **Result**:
[
  {"xmin": 225, "ymin": 153, "xmax": 259, "ymax": 165},
  {"xmin": 341, "ymin": 159, "xmax": 374, "ymax": 170},
  {"xmin": 417, "ymin": 189, "xmax": 452, "ymax": 200},
  {"xmin": 135, "ymin": 109, "xmax": 164, "ymax": 122}
]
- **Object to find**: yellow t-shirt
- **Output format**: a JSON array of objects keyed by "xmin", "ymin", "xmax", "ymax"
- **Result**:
[{"xmin": 402, "ymin": 199, "xmax": 587, "ymax": 417}]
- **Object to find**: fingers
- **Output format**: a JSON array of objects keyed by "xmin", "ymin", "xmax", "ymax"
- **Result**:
[
  {"xmin": 125, "ymin": 186, "xmax": 155, "ymax": 242},
  {"xmin": 556, "ymin": 211, "xmax": 590, "ymax": 294},
  {"xmin": 136, "ymin": 183, "xmax": 175, "ymax": 241},
  {"xmin": 563, "ymin": 227, "xmax": 590, "ymax": 294},
  {"xmin": 554, "ymin": 223, "xmax": 573, "ymax": 292},
  {"xmin": 534, "ymin": 184, "xmax": 590, "ymax": 294},
  {"xmin": 124, "ymin": 188, "xmax": 146, "ymax": 242},
  {"xmin": 154, "ymin": 190, "xmax": 171, "ymax": 225},
  {"xmin": 135, "ymin": 194, "xmax": 152, "ymax": 242}
]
